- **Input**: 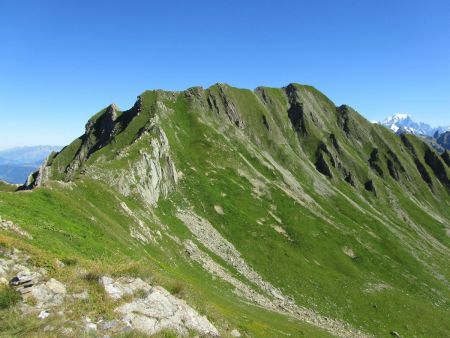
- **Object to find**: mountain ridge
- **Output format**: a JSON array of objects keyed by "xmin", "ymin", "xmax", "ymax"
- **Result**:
[{"xmin": 1, "ymin": 83, "xmax": 450, "ymax": 337}]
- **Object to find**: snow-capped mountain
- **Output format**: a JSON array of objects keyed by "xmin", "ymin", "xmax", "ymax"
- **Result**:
[{"xmin": 380, "ymin": 114, "xmax": 449, "ymax": 136}]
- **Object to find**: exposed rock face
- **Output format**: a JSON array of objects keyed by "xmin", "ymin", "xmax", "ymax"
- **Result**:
[
  {"xmin": 30, "ymin": 278, "xmax": 67, "ymax": 308},
  {"xmin": 65, "ymin": 104, "xmax": 120, "ymax": 180},
  {"xmin": 415, "ymin": 158, "xmax": 433, "ymax": 189},
  {"xmin": 116, "ymin": 287, "xmax": 219, "ymax": 337},
  {"xmin": 99, "ymin": 276, "xmax": 151, "ymax": 300},
  {"xmin": 23, "ymin": 154, "xmax": 52, "ymax": 189},
  {"xmin": 386, "ymin": 158, "xmax": 399, "ymax": 180},
  {"xmin": 330, "ymin": 133, "xmax": 341, "ymax": 153},
  {"xmin": 91, "ymin": 123, "xmax": 178, "ymax": 205},
  {"xmin": 369, "ymin": 149, "xmax": 384, "ymax": 177},
  {"xmin": 0, "ymin": 217, "xmax": 33, "ymax": 239},
  {"xmin": 336, "ymin": 105, "xmax": 352, "ymax": 136},
  {"xmin": 208, "ymin": 84, "xmax": 246, "ymax": 128},
  {"xmin": 401, "ymin": 135, "xmax": 434, "ymax": 189},
  {"xmin": 385, "ymin": 150, "xmax": 405, "ymax": 181},
  {"xmin": 1, "ymin": 249, "xmax": 67, "ymax": 311},
  {"xmin": 364, "ymin": 180, "xmax": 376, "ymax": 195},
  {"xmin": 315, "ymin": 153, "xmax": 332, "ymax": 178},
  {"xmin": 424, "ymin": 148, "xmax": 450, "ymax": 190},
  {"xmin": 101, "ymin": 276, "xmax": 219, "ymax": 337},
  {"xmin": 285, "ymin": 84, "xmax": 308, "ymax": 136}
]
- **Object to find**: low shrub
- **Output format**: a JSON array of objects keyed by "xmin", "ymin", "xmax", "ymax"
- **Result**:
[{"xmin": 0, "ymin": 286, "xmax": 20, "ymax": 310}]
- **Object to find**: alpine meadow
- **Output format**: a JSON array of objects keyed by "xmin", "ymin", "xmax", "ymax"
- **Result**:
[{"xmin": 1, "ymin": 83, "xmax": 450, "ymax": 337}]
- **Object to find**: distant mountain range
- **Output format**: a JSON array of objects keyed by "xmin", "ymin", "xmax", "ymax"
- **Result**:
[
  {"xmin": 379, "ymin": 114, "xmax": 450, "ymax": 152},
  {"xmin": 380, "ymin": 114, "xmax": 449, "ymax": 136},
  {"xmin": 0, "ymin": 145, "xmax": 62, "ymax": 184}
]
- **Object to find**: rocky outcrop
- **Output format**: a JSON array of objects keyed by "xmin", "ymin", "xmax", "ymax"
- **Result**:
[
  {"xmin": 385, "ymin": 150, "xmax": 405, "ymax": 181},
  {"xmin": 261, "ymin": 114, "xmax": 270, "ymax": 130},
  {"xmin": 401, "ymin": 135, "xmax": 434, "ymax": 189},
  {"xmin": 91, "ymin": 123, "xmax": 178, "ymax": 205},
  {"xmin": 23, "ymin": 154, "xmax": 52, "ymax": 189},
  {"xmin": 415, "ymin": 158, "xmax": 433, "ymax": 189},
  {"xmin": 315, "ymin": 153, "xmax": 333, "ymax": 178},
  {"xmin": 336, "ymin": 105, "xmax": 352, "ymax": 136},
  {"xmin": 1, "ymin": 248, "xmax": 66, "ymax": 312},
  {"xmin": 2, "ymin": 248, "xmax": 218, "ymax": 337},
  {"xmin": 369, "ymin": 148, "xmax": 384, "ymax": 177},
  {"xmin": 65, "ymin": 98, "xmax": 142, "ymax": 181},
  {"xmin": 208, "ymin": 85, "xmax": 245, "ymax": 128},
  {"xmin": 314, "ymin": 142, "xmax": 336, "ymax": 178},
  {"xmin": 99, "ymin": 276, "xmax": 151, "ymax": 300},
  {"xmin": 0, "ymin": 216, "xmax": 32, "ymax": 239},
  {"xmin": 364, "ymin": 180, "xmax": 376, "ymax": 195},
  {"xmin": 344, "ymin": 171, "xmax": 355, "ymax": 186},
  {"xmin": 285, "ymin": 84, "xmax": 308, "ymax": 136},
  {"xmin": 424, "ymin": 148, "xmax": 450, "ymax": 190},
  {"xmin": 330, "ymin": 133, "xmax": 341, "ymax": 153},
  {"xmin": 65, "ymin": 103, "xmax": 120, "ymax": 179},
  {"xmin": 101, "ymin": 276, "xmax": 219, "ymax": 336}
]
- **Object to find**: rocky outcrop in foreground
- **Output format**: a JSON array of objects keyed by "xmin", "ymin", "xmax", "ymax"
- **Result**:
[
  {"xmin": 0, "ymin": 247, "xmax": 219, "ymax": 337},
  {"xmin": 101, "ymin": 276, "xmax": 219, "ymax": 336}
]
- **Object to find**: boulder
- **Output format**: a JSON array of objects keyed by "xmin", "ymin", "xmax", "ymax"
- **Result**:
[
  {"xmin": 46, "ymin": 278, "xmax": 66, "ymax": 294},
  {"xmin": 231, "ymin": 329, "xmax": 241, "ymax": 337},
  {"xmin": 100, "ymin": 276, "xmax": 151, "ymax": 300},
  {"xmin": 115, "ymin": 285, "xmax": 219, "ymax": 336}
]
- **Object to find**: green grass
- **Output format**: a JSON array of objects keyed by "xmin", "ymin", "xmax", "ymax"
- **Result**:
[
  {"xmin": 0, "ymin": 181, "xmax": 18, "ymax": 192},
  {"xmin": 1, "ymin": 83, "xmax": 449, "ymax": 337},
  {"xmin": 0, "ymin": 286, "xmax": 20, "ymax": 310}
]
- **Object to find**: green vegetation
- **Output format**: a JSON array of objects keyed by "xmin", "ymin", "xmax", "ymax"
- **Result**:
[
  {"xmin": 1, "ymin": 83, "xmax": 449, "ymax": 337},
  {"xmin": 0, "ymin": 286, "xmax": 20, "ymax": 310},
  {"xmin": 0, "ymin": 180, "xmax": 18, "ymax": 192}
]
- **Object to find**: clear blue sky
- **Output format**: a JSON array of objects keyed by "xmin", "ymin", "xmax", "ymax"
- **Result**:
[{"xmin": 1, "ymin": 0, "xmax": 449, "ymax": 149}]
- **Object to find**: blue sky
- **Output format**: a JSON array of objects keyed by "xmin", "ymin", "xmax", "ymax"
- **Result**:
[{"xmin": 1, "ymin": 0, "xmax": 449, "ymax": 149}]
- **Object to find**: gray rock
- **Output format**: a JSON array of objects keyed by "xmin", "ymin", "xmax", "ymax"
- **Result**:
[
  {"xmin": 231, "ymin": 329, "xmax": 241, "ymax": 337},
  {"xmin": 38, "ymin": 310, "xmax": 50, "ymax": 319},
  {"xmin": 117, "ymin": 322, "xmax": 133, "ymax": 333},
  {"xmin": 46, "ymin": 278, "xmax": 66, "ymax": 294},
  {"xmin": 61, "ymin": 327, "xmax": 73, "ymax": 336},
  {"xmin": 72, "ymin": 290, "xmax": 89, "ymax": 300},
  {"xmin": 31, "ymin": 281, "xmax": 65, "ymax": 308},
  {"xmin": 115, "ymin": 285, "xmax": 219, "ymax": 336},
  {"xmin": 85, "ymin": 322, "xmax": 97, "ymax": 332},
  {"xmin": 100, "ymin": 276, "xmax": 151, "ymax": 300},
  {"xmin": 55, "ymin": 259, "xmax": 65, "ymax": 268},
  {"xmin": 99, "ymin": 319, "xmax": 120, "ymax": 331}
]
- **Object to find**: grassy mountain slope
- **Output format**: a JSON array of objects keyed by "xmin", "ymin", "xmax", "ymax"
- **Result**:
[{"xmin": 1, "ymin": 83, "xmax": 450, "ymax": 337}]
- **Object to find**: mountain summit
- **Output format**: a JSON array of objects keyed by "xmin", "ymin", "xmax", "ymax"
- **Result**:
[
  {"xmin": 381, "ymin": 113, "xmax": 449, "ymax": 136},
  {"xmin": 1, "ymin": 83, "xmax": 450, "ymax": 337}
]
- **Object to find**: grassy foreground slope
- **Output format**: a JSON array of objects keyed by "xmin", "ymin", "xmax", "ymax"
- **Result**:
[{"xmin": 1, "ymin": 83, "xmax": 450, "ymax": 337}]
